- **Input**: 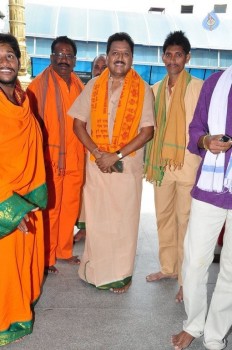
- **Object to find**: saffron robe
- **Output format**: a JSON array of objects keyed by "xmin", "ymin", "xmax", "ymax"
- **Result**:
[
  {"xmin": 0, "ymin": 87, "xmax": 47, "ymax": 346},
  {"xmin": 27, "ymin": 67, "xmax": 85, "ymax": 265}
]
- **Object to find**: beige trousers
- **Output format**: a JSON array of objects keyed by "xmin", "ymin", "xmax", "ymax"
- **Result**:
[{"xmin": 154, "ymin": 171, "xmax": 193, "ymax": 285}]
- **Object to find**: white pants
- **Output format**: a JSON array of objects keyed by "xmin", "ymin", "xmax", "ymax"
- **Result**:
[{"xmin": 182, "ymin": 198, "xmax": 232, "ymax": 350}]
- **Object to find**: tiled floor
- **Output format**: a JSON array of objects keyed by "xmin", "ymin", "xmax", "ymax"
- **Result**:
[{"xmin": 5, "ymin": 181, "xmax": 226, "ymax": 350}]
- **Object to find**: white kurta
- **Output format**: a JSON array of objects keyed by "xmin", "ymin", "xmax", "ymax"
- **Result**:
[{"xmin": 69, "ymin": 75, "xmax": 154, "ymax": 288}]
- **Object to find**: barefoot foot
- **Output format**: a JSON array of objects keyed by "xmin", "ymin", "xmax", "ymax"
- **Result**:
[
  {"xmin": 74, "ymin": 229, "xmax": 86, "ymax": 242},
  {"xmin": 57, "ymin": 255, "xmax": 81, "ymax": 265},
  {"xmin": 175, "ymin": 286, "xmax": 183, "ymax": 303},
  {"xmin": 146, "ymin": 271, "xmax": 178, "ymax": 282},
  {"xmin": 110, "ymin": 281, "xmax": 132, "ymax": 294},
  {"xmin": 171, "ymin": 331, "xmax": 194, "ymax": 350}
]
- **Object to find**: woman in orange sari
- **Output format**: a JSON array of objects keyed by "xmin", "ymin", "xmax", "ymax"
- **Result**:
[{"xmin": 0, "ymin": 33, "xmax": 47, "ymax": 346}]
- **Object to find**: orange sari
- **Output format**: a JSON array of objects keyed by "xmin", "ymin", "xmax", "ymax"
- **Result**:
[{"xmin": 0, "ymin": 84, "xmax": 47, "ymax": 346}]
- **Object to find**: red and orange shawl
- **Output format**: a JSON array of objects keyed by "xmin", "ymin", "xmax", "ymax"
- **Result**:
[
  {"xmin": 27, "ymin": 66, "xmax": 84, "ymax": 172},
  {"xmin": 90, "ymin": 68, "xmax": 145, "ymax": 157}
]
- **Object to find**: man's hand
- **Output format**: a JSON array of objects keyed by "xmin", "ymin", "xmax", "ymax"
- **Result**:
[
  {"xmin": 204, "ymin": 134, "xmax": 232, "ymax": 154},
  {"xmin": 17, "ymin": 208, "xmax": 39, "ymax": 233},
  {"xmin": 17, "ymin": 214, "xmax": 29, "ymax": 233},
  {"xmin": 95, "ymin": 151, "xmax": 119, "ymax": 173}
]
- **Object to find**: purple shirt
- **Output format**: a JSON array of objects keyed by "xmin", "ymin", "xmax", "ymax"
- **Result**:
[{"xmin": 188, "ymin": 70, "xmax": 232, "ymax": 209}]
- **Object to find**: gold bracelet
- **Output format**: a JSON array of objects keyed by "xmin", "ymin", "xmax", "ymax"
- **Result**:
[{"xmin": 202, "ymin": 134, "xmax": 209, "ymax": 150}]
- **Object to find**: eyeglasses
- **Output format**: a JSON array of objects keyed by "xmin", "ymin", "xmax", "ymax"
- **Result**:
[
  {"xmin": 0, "ymin": 52, "xmax": 17, "ymax": 62},
  {"xmin": 51, "ymin": 52, "xmax": 76, "ymax": 60}
]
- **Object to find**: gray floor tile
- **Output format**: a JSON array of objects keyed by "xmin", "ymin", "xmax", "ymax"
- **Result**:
[{"xmin": 4, "ymin": 181, "xmax": 230, "ymax": 350}]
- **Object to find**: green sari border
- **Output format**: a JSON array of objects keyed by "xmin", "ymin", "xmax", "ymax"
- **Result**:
[
  {"xmin": 0, "ymin": 183, "xmax": 47, "ymax": 238},
  {"xmin": 0, "ymin": 193, "xmax": 35, "ymax": 238},
  {"xmin": 76, "ymin": 221, "xmax": 86, "ymax": 229},
  {"xmin": 0, "ymin": 320, "xmax": 33, "ymax": 347},
  {"xmin": 97, "ymin": 276, "xmax": 132, "ymax": 290},
  {"xmin": 24, "ymin": 183, "xmax": 47, "ymax": 209},
  {"xmin": 84, "ymin": 261, "xmax": 132, "ymax": 290}
]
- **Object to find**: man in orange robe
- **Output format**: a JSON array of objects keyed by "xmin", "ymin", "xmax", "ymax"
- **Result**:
[
  {"xmin": 27, "ymin": 36, "xmax": 84, "ymax": 274},
  {"xmin": 0, "ymin": 33, "xmax": 47, "ymax": 346}
]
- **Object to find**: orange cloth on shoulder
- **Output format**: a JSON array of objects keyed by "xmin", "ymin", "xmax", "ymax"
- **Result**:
[{"xmin": 90, "ymin": 68, "xmax": 145, "ymax": 158}]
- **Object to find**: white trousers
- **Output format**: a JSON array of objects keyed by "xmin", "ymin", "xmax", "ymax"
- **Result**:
[{"xmin": 182, "ymin": 198, "xmax": 232, "ymax": 350}]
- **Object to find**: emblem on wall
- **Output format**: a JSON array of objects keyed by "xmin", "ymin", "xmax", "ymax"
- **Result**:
[{"xmin": 202, "ymin": 11, "xmax": 220, "ymax": 31}]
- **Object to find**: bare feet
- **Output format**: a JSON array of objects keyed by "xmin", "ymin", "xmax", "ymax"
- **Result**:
[
  {"xmin": 74, "ymin": 229, "xmax": 86, "ymax": 242},
  {"xmin": 110, "ymin": 281, "xmax": 132, "ymax": 294},
  {"xmin": 171, "ymin": 331, "xmax": 194, "ymax": 350},
  {"xmin": 175, "ymin": 286, "xmax": 183, "ymax": 303},
  {"xmin": 12, "ymin": 337, "xmax": 24, "ymax": 344},
  {"xmin": 146, "ymin": 271, "xmax": 178, "ymax": 282},
  {"xmin": 44, "ymin": 265, "xmax": 59, "ymax": 274},
  {"xmin": 58, "ymin": 255, "xmax": 81, "ymax": 265}
]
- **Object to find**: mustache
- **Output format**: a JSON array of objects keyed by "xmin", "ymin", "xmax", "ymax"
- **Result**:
[
  {"xmin": 115, "ymin": 61, "xmax": 125, "ymax": 65},
  {"xmin": 57, "ymin": 62, "xmax": 70, "ymax": 67}
]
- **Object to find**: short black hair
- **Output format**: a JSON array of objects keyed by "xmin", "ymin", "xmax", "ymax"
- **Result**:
[
  {"xmin": 51, "ymin": 36, "xmax": 77, "ymax": 56},
  {"xmin": 0, "ymin": 33, "xmax": 21, "ymax": 58},
  {"xmin": 163, "ymin": 30, "xmax": 191, "ymax": 54},
  {"xmin": 106, "ymin": 32, "xmax": 134, "ymax": 56}
]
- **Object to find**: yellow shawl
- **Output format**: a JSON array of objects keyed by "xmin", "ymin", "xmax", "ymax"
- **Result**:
[
  {"xmin": 90, "ymin": 68, "xmax": 145, "ymax": 157},
  {"xmin": 144, "ymin": 70, "xmax": 191, "ymax": 184}
]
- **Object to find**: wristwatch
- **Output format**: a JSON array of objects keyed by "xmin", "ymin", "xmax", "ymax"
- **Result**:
[{"xmin": 116, "ymin": 150, "xmax": 123, "ymax": 159}]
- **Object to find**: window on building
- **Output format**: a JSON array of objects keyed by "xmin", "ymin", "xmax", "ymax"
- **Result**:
[
  {"xmin": 181, "ymin": 5, "xmax": 193, "ymax": 13},
  {"xmin": 97, "ymin": 43, "xmax": 107, "ymax": 56},
  {"xmin": 134, "ymin": 46, "xmax": 158, "ymax": 64},
  {"xmin": 214, "ymin": 4, "xmax": 227, "ymax": 13},
  {"xmin": 150, "ymin": 65, "xmax": 167, "ymax": 85},
  {"xmin": 26, "ymin": 37, "xmax": 34, "ymax": 55},
  {"xmin": 75, "ymin": 41, "xmax": 97, "ymax": 60},
  {"xmin": 35, "ymin": 38, "xmax": 53, "ymax": 56},
  {"xmin": 148, "ymin": 7, "xmax": 165, "ymax": 14},
  {"xmin": 220, "ymin": 50, "xmax": 232, "ymax": 68},
  {"xmin": 190, "ymin": 49, "xmax": 218, "ymax": 67}
]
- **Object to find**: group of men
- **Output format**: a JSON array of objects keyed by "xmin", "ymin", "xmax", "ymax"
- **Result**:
[{"xmin": 1, "ymin": 29, "xmax": 232, "ymax": 350}]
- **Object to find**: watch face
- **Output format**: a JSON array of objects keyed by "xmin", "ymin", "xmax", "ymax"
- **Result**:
[{"xmin": 116, "ymin": 151, "xmax": 123, "ymax": 159}]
